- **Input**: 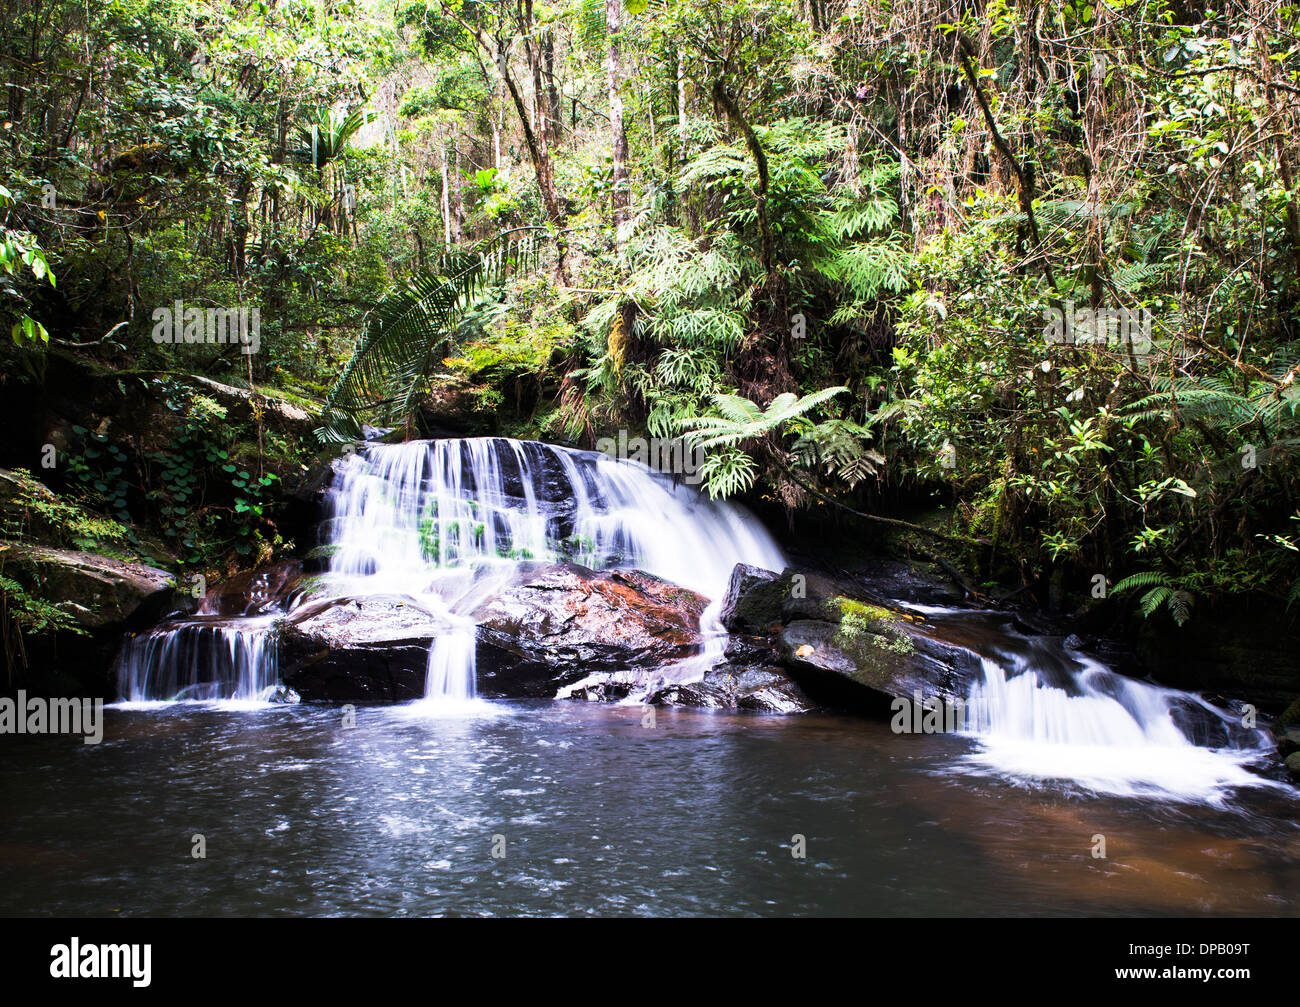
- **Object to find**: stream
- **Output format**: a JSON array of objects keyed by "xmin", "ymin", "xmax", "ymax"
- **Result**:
[
  {"xmin": 5, "ymin": 437, "xmax": 1296, "ymax": 916},
  {"xmin": 1, "ymin": 700, "xmax": 1297, "ymax": 916}
]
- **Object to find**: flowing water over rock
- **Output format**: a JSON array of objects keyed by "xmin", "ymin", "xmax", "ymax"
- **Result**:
[
  {"xmin": 323, "ymin": 437, "xmax": 786, "ymax": 700},
  {"xmin": 109, "ymin": 437, "xmax": 1292, "ymax": 808},
  {"xmin": 114, "ymin": 437, "xmax": 784, "ymax": 704},
  {"xmin": 116, "ymin": 618, "xmax": 281, "ymax": 705},
  {"xmin": 907, "ymin": 607, "xmax": 1281, "ymax": 803}
]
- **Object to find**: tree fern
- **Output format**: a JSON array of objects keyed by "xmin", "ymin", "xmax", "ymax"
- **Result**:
[
  {"xmin": 680, "ymin": 386, "xmax": 848, "ymax": 451},
  {"xmin": 1111, "ymin": 571, "xmax": 1193, "ymax": 625},
  {"xmin": 317, "ymin": 228, "xmax": 546, "ymax": 441}
]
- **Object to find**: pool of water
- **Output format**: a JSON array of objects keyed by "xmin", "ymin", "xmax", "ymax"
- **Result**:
[{"xmin": 2, "ymin": 701, "xmax": 1297, "ymax": 916}]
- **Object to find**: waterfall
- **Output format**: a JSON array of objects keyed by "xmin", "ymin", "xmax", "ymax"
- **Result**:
[
  {"xmin": 108, "ymin": 434, "xmax": 1282, "ymax": 807},
  {"xmin": 114, "ymin": 436, "xmax": 784, "ymax": 704},
  {"xmin": 116, "ymin": 618, "xmax": 280, "ymax": 705},
  {"xmin": 325, "ymin": 437, "xmax": 787, "ymax": 701},
  {"xmin": 957, "ymin": 650, "xmax": 1280, "ymax": 802},
  {"xmin": 424, "ymin": 619, "xmax": 478, "ymax": 703}
]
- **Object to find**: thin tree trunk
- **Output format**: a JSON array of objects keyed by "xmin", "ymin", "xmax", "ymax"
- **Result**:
[
  {"xmin": 544, "ymin": 32, "xmax": 562, "ymax": 145},
  {"xmin": 439, "ymin": 135, "xmax": 451, "ymax": 249},
  {"xmin": 451, "ymin": 143, "xmax": 463, "ymax": 244},
  {"xmin": 607, "ymin": 0, "xmax": 630, "ymax": 251}
]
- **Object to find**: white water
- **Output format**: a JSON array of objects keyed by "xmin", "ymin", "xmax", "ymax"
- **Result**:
[
  {"xmin": 957, "ymin": 653, "xmax": 1281, "ymax": 803},
  {"xmin": 111, "ymin": 435, "xmax": 1285, "ymax": 806},
  {"xmin": 425, "ymin": 619, "xmax": 478, "ymax": 702},
  {"xmin": 116, "ymin": 618, "xmax": 280, "ymax": 704},
  {"xmin": 325, "ymin": 437, "xmax": 787, "ymax": 702},
  {"xmin": 113, "ymin": 436, "xmax": 784, "ymax": 705}
]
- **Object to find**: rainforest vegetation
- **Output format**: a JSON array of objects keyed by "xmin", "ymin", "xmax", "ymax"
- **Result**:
[{"xmin": 3, "ymin": 0, "xmax": 1300, "ymax": 665}]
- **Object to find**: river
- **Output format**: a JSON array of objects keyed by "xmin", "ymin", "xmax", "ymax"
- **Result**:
[{"xmin": 2, "ymin": 699, "xmax": 1296, "ymax": 916}]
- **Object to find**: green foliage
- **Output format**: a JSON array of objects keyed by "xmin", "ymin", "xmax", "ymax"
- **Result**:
[
  {"xmin": 144, "ymin": 381, "xmax": 282, "ymax": 567},
  {"xmin": 0, "ymin": 184, "xmax": 56, "ymax": 346},
  {"xmin": 0, "ymin": 469, "xmax": 132, "ymax": 555},
  {"xmin": 0, "ymin": 572, "xmax": 86, "ymax": 638},
  {"xmin": 319, "ymin": 228, "xmax": 547, "ymax": 439},
  {"xmin": 4, "ymin": 0, "xmax": 1300, "ymax": 630}
]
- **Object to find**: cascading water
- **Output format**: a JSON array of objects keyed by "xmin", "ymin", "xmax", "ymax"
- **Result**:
[
  {"xmin": 116, "ymin": 618, "xmax": 280, "ymax": 705},
  {"xmin": 947, "ymin": 624, "xmax": 1282, "ymax": 802},
  {"xmin": 111, "ymin": 434, "xmax": 1287, "ymax": 805},
  {"xmin": 324, "ymin": 437, "xmax": 787, "ymax": 702},
  {"xmin": 114, "ymin": 558, "xmax": 299, "ymax": 704}
]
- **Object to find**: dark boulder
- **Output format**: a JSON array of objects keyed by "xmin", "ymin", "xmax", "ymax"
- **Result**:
[
  {"xmin": 278, "ymin": 562, "xmax": 709, "ymax": 702},
  {"xmin": 717, "ymin": 560, "xmax": 985, "ymax": 715},
  {"xmin": 473, "ymin": 563, "xmax": 706, "ymax": 697},
  {"xmin": 718, "ymin": 563, "xmax": 784, "ymax": 633},
  {"xmin": 647, "ymin": 665, "xmax": 814, "ymax": 714},
  {"xmin": 778, "ymin": 605, "xmax": 979, "ymax": 714},
  {"xmin": 279, "ymin": 595, "xmax": 442, "ymax": 702}
]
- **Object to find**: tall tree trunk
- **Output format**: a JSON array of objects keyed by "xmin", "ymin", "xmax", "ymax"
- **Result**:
[
  {"xmin": 439, "ymin": 134, "xmax": 451, "ymax": 249},
  {"xmin": 493, "ymin": 82, "xmax": 502, "ymax": 170},
  {"xmin": 606, "ymin": 0, "xmax": 630, "ymax": 251},
  {"xmin": 451, "ymin": 143, "xmax": 464, "ymax": 244},
  {"xmin": 544, "ymin": 32, "xmax": 562, "ymax": 145}
]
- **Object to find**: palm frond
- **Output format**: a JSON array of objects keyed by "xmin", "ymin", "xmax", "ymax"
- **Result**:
[{"xmin": 317, "ymin": 228, "xmax": 546, "ymax": 441}]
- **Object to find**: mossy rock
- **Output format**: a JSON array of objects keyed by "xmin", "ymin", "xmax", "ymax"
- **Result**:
[
  {"xmin": 1285, "ymin": 751, "xmax": 1300, "ymax": 780},
  {"xmin": 1, "ymin": 544, "xmax": 175, "ymax": 629},
  {"xmin": 779, "ymin": 615, "xmax": 916, "ymax": 711}
]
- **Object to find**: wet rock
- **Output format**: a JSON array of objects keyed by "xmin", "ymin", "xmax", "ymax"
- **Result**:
[
  {"xmin": 714, "ymin": 561, "xmax": 984, "ymax": 715},
  {"xmin": 279, "ymin": 595, "xmax": 443, "ymax": 702},
  {"xmin": 278, "ymin": 563, "xmax": 708, "ymax": 702},
  {"xmin": 723, "ymin": 632, "xmax": 777, "ymax": 666},
  {"xmin": 778, "ymin": 602, "xmax": 984, "ymax": 714},
  {"xmin": 1274, "ymin": 725, "xmax": 1300, "ymax": 759},
  {"xmin": 473, "ymin": 563, "xmax": 706, "ymax": 698},
  {"xmin": 718, "ymin": 564, "xmax": 784, "ymax": 633},
  {"xmin": 643, "ymin": 665, "xmax": 814, "ymax": 713},
  {"xmin": 0, "ymin": 544, "xmax": 175, "ymax": 629},
  {"xmin": 1285, "ymin": 751, "xmax": 1300, "ymax": 780},
  {"xmin": 0, "ymin": 544, "xmax": 179, "ymax": 698},
  {"xmin": 780, "ymin": 571, "xmax": 849, "ymax": 622},
  {"xmin": 1131, "ymin": 605, "xmax": 1300, "ymax": 710},
  {"xmin": 196, "ymin": 560, "xmax": 305, "ymax": 617}
]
